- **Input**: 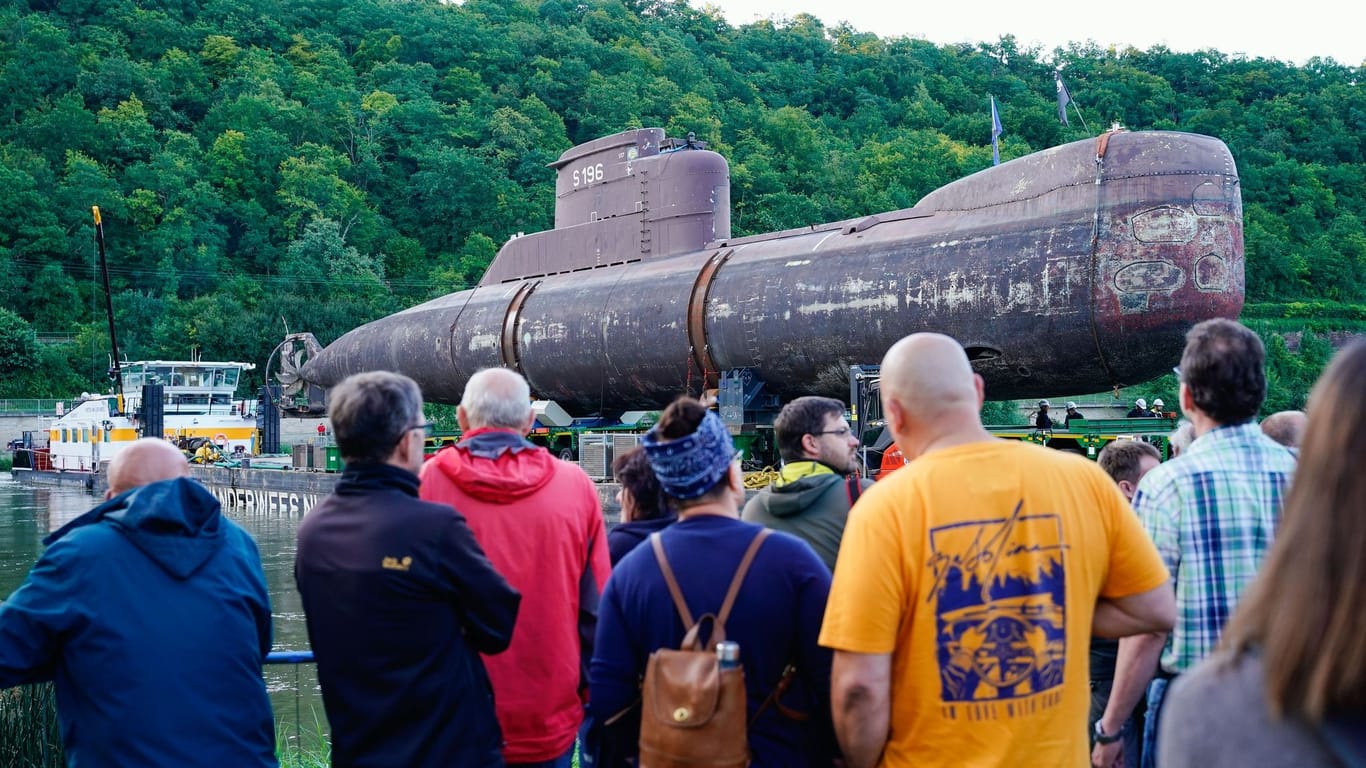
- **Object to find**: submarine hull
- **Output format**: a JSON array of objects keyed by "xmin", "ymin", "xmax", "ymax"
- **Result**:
[{"xmin": 303, "ymin": 130, "xmax": 1242, "ymax": 411}]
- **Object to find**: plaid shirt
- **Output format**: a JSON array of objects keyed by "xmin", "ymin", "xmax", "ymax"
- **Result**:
[{"xmin": 1132, "ymin": 422, "xmax": 1296, "ymax": 673}]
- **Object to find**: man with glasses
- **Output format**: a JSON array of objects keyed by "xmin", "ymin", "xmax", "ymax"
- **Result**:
[
  {"xmin": 743, "ymin": 396, "xmax": 871, "ymax": 571},
  {"xmin": 1092, "ymin": 319, "xmax": 1297, "ymax": 768},
  {"xmin": 420, "ymin": 367, "xmax": 610, "ymax": 768},
  {"xmin": 295, "ymin": 371, "xmax": 520, "ymax": 767}
]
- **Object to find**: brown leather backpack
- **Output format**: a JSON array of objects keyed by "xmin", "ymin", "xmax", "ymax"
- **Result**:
[{"xmin": 637, "ymin": 528, "xmax": 771, "ymax": 768}]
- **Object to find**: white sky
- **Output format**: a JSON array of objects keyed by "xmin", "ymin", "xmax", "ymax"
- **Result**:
[{"xmin": 699, "ymin": 0, "xmax": 1364, "ymax": 67}]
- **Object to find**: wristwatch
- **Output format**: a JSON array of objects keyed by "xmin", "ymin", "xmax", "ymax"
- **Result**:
[{"xmin": 1094, "ymin": 720, "xmax": 1122, "ymax": 745}]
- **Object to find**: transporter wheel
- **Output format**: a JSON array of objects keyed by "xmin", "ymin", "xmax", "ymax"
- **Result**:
[{"xmin": 559, "ymin": 446, "xmax": 575, "ymax": 462}]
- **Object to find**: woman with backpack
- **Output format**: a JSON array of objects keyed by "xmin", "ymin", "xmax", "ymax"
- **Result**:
[{"xmin": 588, "ymin": 397, "xmax": 837, "ymax": 767}]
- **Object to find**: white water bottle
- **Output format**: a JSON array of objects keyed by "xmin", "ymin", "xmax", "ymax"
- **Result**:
[{"xmin": 716, "ymin": 640, "xmax": 741, "ymax": 670}]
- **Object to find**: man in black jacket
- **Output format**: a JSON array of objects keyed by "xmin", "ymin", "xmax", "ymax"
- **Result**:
[{"xmin": 296, "ymin": 371, "xmax": 520, "ymax": 767}]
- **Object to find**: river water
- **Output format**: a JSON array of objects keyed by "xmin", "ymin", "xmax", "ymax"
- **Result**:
[{"xmin": 0, "ymin": 477, "xmax": 325, "ymax": 748}]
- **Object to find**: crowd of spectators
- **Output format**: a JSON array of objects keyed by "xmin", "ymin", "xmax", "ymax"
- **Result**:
[{"xmin": 2, "ymin": 319, "xmax": 1361, "ymax": 768}]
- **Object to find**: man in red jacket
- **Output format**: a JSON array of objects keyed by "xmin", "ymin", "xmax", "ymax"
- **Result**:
[{"xmin": 420, "ymin": 367, "xmax": 611, "ymax": 767}]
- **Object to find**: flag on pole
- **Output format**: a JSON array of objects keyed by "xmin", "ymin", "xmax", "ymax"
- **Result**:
[
  {"xmin": 990, "ymin": 96, "xmax": 1003, "ymax": 166},
  {"xmin": 1056, "ymin": 73, "xmax": 1072, "ymax": 126}
]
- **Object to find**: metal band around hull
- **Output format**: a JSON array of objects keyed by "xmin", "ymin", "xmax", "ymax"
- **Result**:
[{"xmin": 687, "ymin": 249, "xmax": 732, "ymax": 389}]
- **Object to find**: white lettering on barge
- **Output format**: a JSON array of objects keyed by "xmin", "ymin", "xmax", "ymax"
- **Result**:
[{"xmin": 209, "ymin": 486, "xmax": 319, "ymax": 518}]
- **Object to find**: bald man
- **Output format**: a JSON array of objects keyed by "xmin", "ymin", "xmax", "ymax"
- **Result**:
[
  {"xmin": 1259, "ymin": 410, "xmax": 1307, "ymax": 450},
  {"xmin": 0, "ymin": 437, "xmax": 277, "ymax": 767},
  {"xmin": 105, "ymin": 436, "xmax": 190, "ymax": 497},
  {"xmin": 820, "ymin": 333, "xmax": 1175, "ymax": 768}
]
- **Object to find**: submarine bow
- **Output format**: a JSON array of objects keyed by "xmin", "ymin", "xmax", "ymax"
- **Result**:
[{"xmin": 300, "ymin": 127, "xmax": 1243, "ymax": 411}]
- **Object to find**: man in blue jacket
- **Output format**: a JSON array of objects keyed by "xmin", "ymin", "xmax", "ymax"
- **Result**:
[
  {"xmin": 296, "ymin": 370, "xmax": 521, "ymax": 767},
  {"xmin": 0, "ymin": 438, "xmax": 277, "ymax": 767}
]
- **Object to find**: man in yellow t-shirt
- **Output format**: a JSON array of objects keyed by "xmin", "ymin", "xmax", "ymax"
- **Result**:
[{"xmin": 821, "ymin": 333, "xmax": 1175, "ymax": 768}]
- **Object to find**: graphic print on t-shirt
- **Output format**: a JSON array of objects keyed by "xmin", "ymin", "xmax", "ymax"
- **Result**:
[{"xmin": 928, "ymin": 500, "xmax": 1067, "ymax": 715}]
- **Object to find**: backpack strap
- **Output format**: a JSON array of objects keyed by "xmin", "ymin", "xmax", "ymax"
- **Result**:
[
  {"xmin": 651, "ymin": 532, "xmax": 694, "ymax": 629},
  {"xmin": 652, "ymin": 528, "xmax": 771, "ymax": 649},
  {"xmin": 750, "ymin": 662, "xmax": 811, "ymax": 726},
  {"xmin": 715, "ymin": 528, "xmax": 771, "ymax": 629},
  {"xmin": 845, "ymin": 474, "xmax": 863, "ymax": 506}
]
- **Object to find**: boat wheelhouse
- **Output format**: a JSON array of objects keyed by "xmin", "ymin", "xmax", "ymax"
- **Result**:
[{"xmin": 23, "ymin": 360, "xmax": 258, "ymax": 474}]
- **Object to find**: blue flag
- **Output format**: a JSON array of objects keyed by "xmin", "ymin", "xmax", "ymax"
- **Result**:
[{"xmin": 990, "ymin": 96, "xmax": 1003, "ymax": 166}]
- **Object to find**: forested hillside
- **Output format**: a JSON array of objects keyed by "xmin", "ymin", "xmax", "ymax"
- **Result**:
[{"xmin": 1, "ymin": 0, "xmax": 1363, "ymax": 400}]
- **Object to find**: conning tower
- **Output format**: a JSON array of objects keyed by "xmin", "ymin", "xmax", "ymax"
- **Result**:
[{"xmin": 479, "ymin": 128, "xmax": 731, "ymax": 285}]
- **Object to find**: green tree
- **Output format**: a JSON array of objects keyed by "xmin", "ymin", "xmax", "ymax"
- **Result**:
[
  {"xmin": 200, "ymin": 35, "xmax": 242, "ymax": 82},
  {"xmin": 0, "ymin": 161, "xmax": 68, "ymax": 262},
  {"xmin": 25, "ymin": 264, "xmax": 84, "ymax": 334},
  {"xmin": 0, "ymin": 307, "xmax": 38, "ymax": 377},
  {"xmin": 0, "ymin": 16, "xmax": 79, "ymax": 116},
  {"xmin": 276, "ymin": 144, "xmax": 375, "ymax": 243}
]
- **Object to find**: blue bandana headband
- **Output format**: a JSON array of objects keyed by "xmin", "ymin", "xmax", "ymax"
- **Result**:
[{"xmin": 641, "ymin": 410, "xmax": 735, "ymax": 500}]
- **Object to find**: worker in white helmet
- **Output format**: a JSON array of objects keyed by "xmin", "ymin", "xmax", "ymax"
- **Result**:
[
  {"xmin": 1127, "ymin": 398, "xmax": 1150, "ymax": 418},
  {"xmin": 1065, "ymin": 402, "xmax": 1086, "ymax": 429},
  {"xmin": 1035, "ymin": 399, "xmax": 1055, "ymax": 430}
]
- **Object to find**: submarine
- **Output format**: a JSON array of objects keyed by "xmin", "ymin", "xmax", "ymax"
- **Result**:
[{"xmin": 283, "ymin": 126, "xmax": 1243, "ymax": 414}]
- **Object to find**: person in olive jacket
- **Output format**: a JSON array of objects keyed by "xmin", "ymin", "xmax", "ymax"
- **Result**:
[
  {"xmin": 742, "ymin": 396, "xmax": 872, "ymax": 571},
  {"xmin": 296, "ymin": 371, "xmax": 520, "ymax": 768}
]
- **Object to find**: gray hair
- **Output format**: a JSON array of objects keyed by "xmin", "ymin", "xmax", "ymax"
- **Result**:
[
  {"xmin": 1169, "ymin": 419, "xmax": 1195, "ymax": 457},
  {"xmin": 461, "ymin": 368, "xmax": 533, "ymax": 430},
  {"xmin": 329, "ymin": 371, "xmax": 424, "ymax": 464}
]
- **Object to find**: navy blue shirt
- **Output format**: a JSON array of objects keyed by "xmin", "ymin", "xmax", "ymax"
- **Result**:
[
  {"xmin": 607, "ymin": 515, "xmax": 677, "ymax": 565},
  {"xmin": 590, "ymin": 515, "xmax": 834, "ymax": 766}
]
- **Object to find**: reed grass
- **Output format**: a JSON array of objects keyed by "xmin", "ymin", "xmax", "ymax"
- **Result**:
[{"xmin": 0, "ymin": 684, "xmax": 62, "ymax": 768}]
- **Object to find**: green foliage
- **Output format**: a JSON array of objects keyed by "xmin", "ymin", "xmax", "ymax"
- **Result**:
[
  {"xmin": 275, "ymin": 709, "xmax": 331, "ymax": 768},
  {"xmin": 423, "ymin": 402, "xmax": 459, "ymax": 432},
  {"xmin": 0, "ymin": 0, "xmax": 1363, "ymax": 398},
  {"xmin": 1112, "ymin": 328, "xmax": 1343, "ymax": 420},
  {"xmin": 1262, "ymin": 332, "xmax": 1336, "ymax": 414},
  {"xmin": 0, "ymin": 683, "xmax": 61, "ymax": 768},
  {"xmin": 0, "ymin": 308, "xmax": 38, "ymax": 377},
  {"xmin": 1242, "ymin": 301, "xmax": 1366, "ymax": 322},
  {"xmin": 980, "ymin": 399, "xmax": 1022, "ymax": 426}
]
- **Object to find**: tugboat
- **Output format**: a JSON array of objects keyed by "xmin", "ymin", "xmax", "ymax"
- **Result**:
[{"xmin": 10, "ymin": 359, "xmax": 260, "ymax": 487}]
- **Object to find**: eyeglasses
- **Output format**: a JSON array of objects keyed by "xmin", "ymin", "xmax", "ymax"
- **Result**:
[
  {"xmin": 1172, "ymin": 366, "xmax": 1182, "ymax": 382},
  {"xmin": 396, "ymin": 421, "xmax": 434, "ymax": 444},
  {"xmin": 812, "ymin": 426, "xmax": 853, "ymax": 438}
]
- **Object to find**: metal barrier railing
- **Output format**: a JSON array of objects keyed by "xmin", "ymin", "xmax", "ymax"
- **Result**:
[
  {"xmin": 0, "ymin": 399, "xmax": 63, "ymax": 415},
  {"xmin": 267, "ymin": 650, "xmax": 316, "ymax": 664},
  {"xmin": 265, "ymin": 649, "xmax": 328, "ymax": 763},
  {"xmin": 0, "ymin": 651, "xmax": 324, "ymax": 768}
]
